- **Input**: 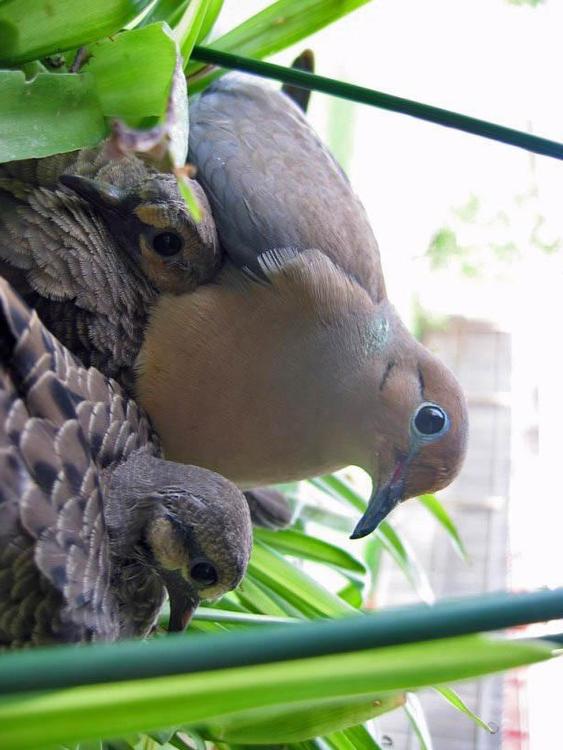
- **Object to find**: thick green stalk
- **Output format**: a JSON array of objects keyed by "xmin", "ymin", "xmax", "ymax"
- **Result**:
[
  {"xmin": 189, "ymin": 47, "xmax": 563, "ymax": 161},
  {"xmin": 0, "ymin": 588, "xmax": 562, "ymax": 695}
]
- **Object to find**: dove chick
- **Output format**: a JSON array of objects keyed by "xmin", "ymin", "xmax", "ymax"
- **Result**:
[
  {"xmin": 0, "ymin": 149, "xmax": 219, "ymax": 390},
  {"xmin": 0, "ymin": 278, "xmax": 251, "ymax": 647},
  {"xmin": 136, "ymin": 74, "xmax": 468, "ymax": 538}
]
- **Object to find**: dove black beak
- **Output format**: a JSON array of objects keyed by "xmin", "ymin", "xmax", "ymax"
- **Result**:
[
  {"xmin": 350, "ymin": 457, "xmax": 408, "ymax": 539},
  {"xmin": 160, "ymin": 569, "xmax": 200, "ymax": 632}
]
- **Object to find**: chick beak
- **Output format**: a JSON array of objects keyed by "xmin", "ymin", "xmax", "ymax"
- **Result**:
[
  {"xmin": 350, "ymin": 456, "xmax": 409, "ymax": 539},
  {"xmin": 160, "ymin": 569, "xmax": 200, "ymax": 632}
]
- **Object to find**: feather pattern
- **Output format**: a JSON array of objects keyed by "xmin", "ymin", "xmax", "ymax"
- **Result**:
[{"xmin": 0, "ymin": 278, "xmax": 159, "ymax": 646}]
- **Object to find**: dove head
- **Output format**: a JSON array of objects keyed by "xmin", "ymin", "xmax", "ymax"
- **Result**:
[
  {"xmin": 59, "ymin": 172, "xmax": 219, "ymax": 294},
  {"xmin": 107, "ymin": 453, "xmax": 252, "ymax": 631},
  {"xmin": 349, "ymin": 315, "xmax": 468, "ymax": 538}
]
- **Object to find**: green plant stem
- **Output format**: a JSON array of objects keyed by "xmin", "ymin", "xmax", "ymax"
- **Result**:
[
  {"xmin": 189, "ymin": 46, "xmax": 563, "ymax": 161},
  {"xmin": 1, "ymin": 588, "xmax": 562, "ymax": 695}
]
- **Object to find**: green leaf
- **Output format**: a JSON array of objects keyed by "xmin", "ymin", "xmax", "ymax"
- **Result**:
[
  {"xmin": 177, "ymin": 176, "xmax": 202, "ymax": 222},
  {"xmin": 377, "ymin": 522, "xmax": 435, "ymax": 604},
  {"xmin": 0, "ymin": 70, "xmax": 106, "ymax": 162},
  {"xmin": 195, "ymin": 0, "xmax": 224, "ymax": 44},
  {"xmin": 193, "ymin": 607, "xmax": 299, "ymax": 626},
  {"xmin": 249, "ymin": 541, "xmax": 357, "ymax": 617},
  {"xmin": 83, "ymin": 23, "xmax": 178, "ymax": 125},
  {"xmin": 200, "ymin": 694, "xmax": 403, "ymax": 744},
  {"xmin": 1, "ymin": 635, "xmax": 547, "ymax": 750},
  {"xmin": 418, "ymin": 494, "xmax": 468, "ymax": 562},
  {"xmin": 404, "ymin": 693, "xmax": 433, "ymax": 750},
  {"xmin": 186, "ymin": 0, "xmax": 372, "ymax": 85},
  {"xmin": 138, "ymin": 0, "xmax": 190, "ymax": 28},
  {"xmin": 435, "ymin": 686, "xmax": 495, "ymax": 733},
  {"xmin": 312, "ymin": 474, "xmax": 368, "ymax": 513},
  {"xmin": 255, "ymin": 528, "xmax": 366, "ymax": 575},
  {"xmin": 0, "ymin": 0, "xmax": 153, "ymax": 66},
  {"xmin": 236, "ymin": 573, "xmax": 303, "ymax": 618},
  {"xmin": 326, "ymin": 726, "xmax": 382, "ymax": 750},
  {"xmin": 172, "ymin": 0, "xmax": 212, "ymax": 61}
]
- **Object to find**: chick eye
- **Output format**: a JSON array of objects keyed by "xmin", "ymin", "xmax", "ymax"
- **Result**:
[
  {"xmin": 413, "ymin": 403, "xmax": 448, "ymax": 437},
  {"xmin": 152, "ymin": 231, "xmax": 183, "ymax": 256},
  {"xmin": 190, "ymin": 561, "xmax": 218, "ymax": 586}
]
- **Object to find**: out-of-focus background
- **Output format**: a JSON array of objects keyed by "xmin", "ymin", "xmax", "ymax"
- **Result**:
[{"xmin": 216, "ymin": 2, "xmax": 563, "ymax": 747}]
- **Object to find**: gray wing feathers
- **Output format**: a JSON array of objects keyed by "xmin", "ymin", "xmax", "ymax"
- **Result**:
[{"xmin": 188, "ymin": 75, "xmax": 385, "ymax": 301}]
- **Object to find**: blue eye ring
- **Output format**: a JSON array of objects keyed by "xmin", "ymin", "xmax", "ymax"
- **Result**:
[{"xmin": 411, "ymin": 402, "xmax": 449, "ymax": 442}]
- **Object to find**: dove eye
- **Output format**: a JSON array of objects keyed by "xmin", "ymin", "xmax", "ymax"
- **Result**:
[
  {"xmin": 152, "ymin": 231, "xmax": 183, "ymax": 256},
  {"xmin": 190, "ymin": 561, "xmax": 218, "ymax": 586},
  {"xmin": 413, "ymin": 403, "xmax": 448, "ymax": 439}
]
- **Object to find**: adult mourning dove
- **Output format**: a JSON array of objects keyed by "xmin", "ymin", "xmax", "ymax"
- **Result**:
[
  {"xmin": 0, "ymin": 148, "xmax": 219, "ymax": 393},
  {"xmin": 0, "ymin": 278, "xmax": 251, "ymax": 647},
  {"xmin": 136, "ymin": 73, "xmax": 468, "ymax": 538}
]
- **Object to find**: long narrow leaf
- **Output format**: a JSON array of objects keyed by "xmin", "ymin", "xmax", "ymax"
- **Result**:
[
  {"xmin": 377, "ymin": 522, "xmax": 435, "ymax": 604},
  {"xmin": 189, "ymin": 47, "xmax": 563, "ymax": 162},
  {"xmin": 418, "ymin": 494, "xmax": 468, "ymax": 562},
  {"xmin": 435, "ymin": 686, "xmax": 495, "ymax": 733},
  {"xmin": 2, "ymin": 588, "xmax": 563, "ymax": 695},
  {"xmin": 200, "ymin": 694, "xmax": 404, "ymax": 744},
  {"xmin": 249, "ymin": 541, "xmax": 357, "ymax": 617},
  {"xmin": 0, "ymin": 636, "xmax": 552, "ymax": 750},
  {"xmin": 0, "ymin": 0, "xmax": 153, "ymax": 65},
  {"xmin": 255, "ymin": 528, "xmax": 366, "ymax": 575},
  {"xmin": 173, "ymin": 0, "xmax": 211, "ymax": 61},
  {"xmin": 403, "ymin": 693, "xmax": 433, "ymax": 750},
  {"xmin": 186, "ymin": 0, "xmax": 372, "ymax": 80}
]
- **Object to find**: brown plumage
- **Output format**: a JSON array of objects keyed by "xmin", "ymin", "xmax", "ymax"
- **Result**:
[
  {"xmin": 0, "ymin": 69, "xmax": 467, "ymax": 538},
  {"xmin": 0, "ymin": 278, "xmax": 251, "ymax": 647},
  {"xmin": 0, "ymin": 148, "xmax": 219, "ymax": 392},
  {"xmin": 136, "ymin": 74, "xmax": 468, "ymax": 537}
]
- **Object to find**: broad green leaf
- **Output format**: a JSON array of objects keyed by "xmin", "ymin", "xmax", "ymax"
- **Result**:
[
  {"xmin": 435, "ymin": 686, "xmax": 495, "ymax": 733},
  {"xmin": 0, "ymin": 70, "xmax": 106, "ymax": 162},
  {"xmin": 255, "ymin": 528, "xmax": 366, "ymax": 575},
  {"xmin": 200, "ymin": 694, "xmax": 403, "ymax": 744},
  {"xmin": 187, "ymin": 0, "xmax": 373, "ymax": 86},
  {"xmin": 419, "ymin": 494, "xmax": 468, "ymax": 562},
  {"xmin": 2, "ymin": 635, "xmax": 547, "ymax": 750},
  {"xmin": 404, "ymin": 693, "xmax": 433, "ymax": 750},
  {"xmin": 250, "ymin": 541, "xmax": 357, "ymax": 617},
  {"xmin": 83, "ymin": 24, "xmax": 177, "ymax": 124},
  {"xmin": 0, "ymin": 0, "xmax": 153, "ymax": 66}
]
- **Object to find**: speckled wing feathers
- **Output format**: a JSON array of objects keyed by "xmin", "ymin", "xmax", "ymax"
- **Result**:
[
  {"xmin": 0, "ymin": 279, "xmax": 156, "ymax": 645},
  {"xmin": 0, "ymin": 155, "xmax": 157, "ymax": 391}
]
